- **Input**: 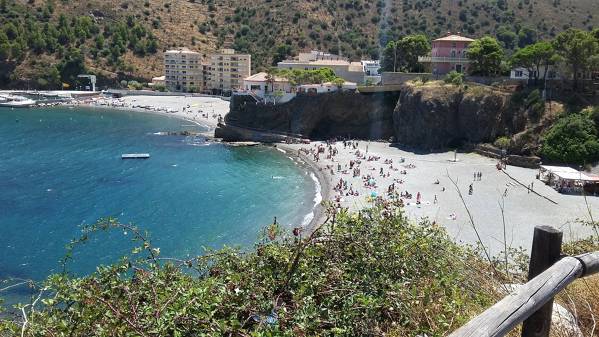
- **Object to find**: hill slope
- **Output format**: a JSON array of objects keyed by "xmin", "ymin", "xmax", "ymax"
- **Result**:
[{"xmin": 1, "ymin": 0, "xmax": 597, "ymax": 88}]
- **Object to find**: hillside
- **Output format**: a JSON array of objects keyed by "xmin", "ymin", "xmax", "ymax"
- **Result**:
[{"xmin": 1, "ymin": 0, "xmax": 597, "ymax": 88}]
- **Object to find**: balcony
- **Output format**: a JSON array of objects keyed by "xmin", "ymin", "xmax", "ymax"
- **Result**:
[{"xmin": 418, "ymin": 56, "xmax": 470, "ymax": 63}]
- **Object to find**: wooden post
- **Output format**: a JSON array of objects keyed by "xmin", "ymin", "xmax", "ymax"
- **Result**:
[{"xmin": 521, "ymin": 226, "xmax": 563, "ymax": 337}]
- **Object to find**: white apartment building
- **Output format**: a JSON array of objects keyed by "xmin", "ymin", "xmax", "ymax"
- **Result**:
[
  {"xmin": 164, "ymin": 48, "xmax": 203, "ymax": 92},
  {"xmin": 207, "ymin": 49, "xmax": 251, "ymax": 93}
]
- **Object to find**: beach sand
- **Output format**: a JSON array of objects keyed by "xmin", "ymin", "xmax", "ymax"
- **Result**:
[
  {"xmin": 89, "ymin": 95, "xmax": 229, "ymax": 134},
  {"xmin": 282, "ymin": 141, "xmax": 599, "ymax": 255}
]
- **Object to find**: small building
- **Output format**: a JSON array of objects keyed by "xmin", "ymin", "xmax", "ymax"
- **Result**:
[
  {"xmin": 539, "ymin": 165, "xmax": 599, "ymax": 195},
  {"xmin": 242, "ymin": 72, "xmax": 295, "ymax": 103},
  {"xmin": 277, "ymin": 50, "xmax": 365, "ymax": 84},
  {"xmin": 149, "ymin": 76, "xmax": 165, "ymax": 88},
  {"xmin": 297, "ymin": 81, "xmax": 356, "ymax": 94},
  {"xmin": 362, "ymin": 60, "xmax": 381, "ymax": 76},
  {"xmin": 510, "ymin": 66, "xmax": 560, "ymax": 81},
  {"xmin": 418, "ymin": 32, "xmax": 474, "ymax": 75}
]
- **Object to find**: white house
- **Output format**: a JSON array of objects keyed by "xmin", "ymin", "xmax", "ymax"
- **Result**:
[
  {"xmin": 361, "ymin": 60, "xmax": 382, "ymax": 85},
  {"xmin": 297, "ymin": 81, "xmax": 357, "ymax": 94},
  {"xmin": 510, "ymin": 66, "xmax": 560, "ymax": 80},
  {"xmin": 242, "ymin": 72, "xmax": 295, "ymax": 103}
]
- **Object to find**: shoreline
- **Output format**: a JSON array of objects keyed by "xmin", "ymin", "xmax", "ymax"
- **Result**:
[
  {"xmin": 277, "ymin": 140, "xmax": 599, "ymax": 254},
  {"xmin": 275, "ymin": 143, "xmax": 332, "ymax": 231},
  {"xmin": 80, "ymin": 95, "xmax": 228, "ymax": 137}
]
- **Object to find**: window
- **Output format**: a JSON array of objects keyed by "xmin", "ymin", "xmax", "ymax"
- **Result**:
[{"xmin": 515, "ymin": 70, "xmax": 523, "ymax": 77}]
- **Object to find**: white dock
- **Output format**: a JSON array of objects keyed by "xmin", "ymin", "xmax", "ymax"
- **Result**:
[{"xmin": 121, "ymin": 153, "xmax": 150, "ymax": 159}]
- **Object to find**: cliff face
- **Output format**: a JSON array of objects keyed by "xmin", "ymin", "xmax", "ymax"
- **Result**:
[
  {"xmin": 393, "ymin": 83, "xmax": 530, "ymax": 149},
  {"xmin": 224, "ymin": 92, "xmax": 400, "ymax": 140}
]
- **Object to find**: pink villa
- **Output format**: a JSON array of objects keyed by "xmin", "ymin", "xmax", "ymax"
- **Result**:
[{"xmin": 419, "ymin": 32, "xmax": 475, "ymax": 75}]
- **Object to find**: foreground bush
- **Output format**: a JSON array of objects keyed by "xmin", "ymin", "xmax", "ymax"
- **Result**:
[{"xmin": 0, "ymin": 207, "xmax": 496, "ymax": 336}]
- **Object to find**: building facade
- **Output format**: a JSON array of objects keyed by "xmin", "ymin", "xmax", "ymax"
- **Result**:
[
  {"xmin": 164, "ymin": 48, "xmax": 203, "ymax": 92},
  {"xmin": 277, "ymin": 50, "xmax": 365, "ymax": 84},
  {"xmin": 206, "ymin": 49, "xmax": 251, "ymax": 94},
  {"xmin": 419, "ymin": 33, "xmax": 474, "ymax": 75}
]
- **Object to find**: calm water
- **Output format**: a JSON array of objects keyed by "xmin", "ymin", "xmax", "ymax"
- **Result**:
[{"xmin": 0, "ymin": 106, "xmax": 315, "ymax": 303}]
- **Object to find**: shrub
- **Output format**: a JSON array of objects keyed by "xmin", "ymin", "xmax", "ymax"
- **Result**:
[
  {"xmin": 444, "ymin": 70, "xmax": 464, "ymax": 85},
  {"xmin": 0, "ymin": 207, "xmax": 496, "ymax": 336},
  {"xmin": 127, "ymin": 80, "xmax": 143, "ymax": 90},
  {"xmin": 494, "ymin": 136, "xmax": 511, "ymax": 150},
  {"xmin": 540, "ymin": 108, "xmax": 599, "ymax": 164}
]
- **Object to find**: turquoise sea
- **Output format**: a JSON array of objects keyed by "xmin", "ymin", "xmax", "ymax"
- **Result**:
[{"xmin": 0, "ymin": 106, "xmax": 316, "ymax": 304}]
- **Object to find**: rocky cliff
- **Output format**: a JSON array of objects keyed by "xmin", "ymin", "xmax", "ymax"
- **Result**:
[
  {"xmin": 222, "ymin": 91, "xmax": 400, "ymax": 141},
  {"xmin": 393, "ymin": 82, "xmax": 534, "ymax": 149}
]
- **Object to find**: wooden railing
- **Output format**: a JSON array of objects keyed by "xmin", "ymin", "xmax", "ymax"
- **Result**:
[{"xmin": 449, "ymin": 226, "xmax": 599, "ymax": 337}]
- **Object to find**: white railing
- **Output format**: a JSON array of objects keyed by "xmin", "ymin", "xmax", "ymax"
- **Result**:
[{"xmin": 418, "ymin": 56, "xmax": 471, "ymax": 63}]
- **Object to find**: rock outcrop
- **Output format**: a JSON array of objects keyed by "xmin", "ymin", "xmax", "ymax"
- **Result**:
[
  {"xmin": 393, "ymin": 83, "xmax": 528, "ymax": 149},
  {"xmin": 222, "ymin": 91, "xmax": 400, "ymax": 141}
]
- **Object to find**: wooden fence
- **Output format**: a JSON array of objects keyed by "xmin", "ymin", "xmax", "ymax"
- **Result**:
[{"xmin": 449, "ymin": 226, "xmax": 599, "ymax": 337}]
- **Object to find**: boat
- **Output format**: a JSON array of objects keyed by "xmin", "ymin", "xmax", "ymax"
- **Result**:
[
  {"xmin": 0, "ymin": 95, "xmax": 37, "ymax": 108},
  {"xmin": 121, "ymin": 153, "xmax": 150, "ymax": 159}
]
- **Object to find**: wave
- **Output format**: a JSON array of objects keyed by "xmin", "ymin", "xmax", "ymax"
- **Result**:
[
  {"xmin": 309, "ymin": 172, "xmax": 322, "ymax": 205},
  {"xmin": 300, "ymin": 211, "xmax": 315, "ymax": 228}
]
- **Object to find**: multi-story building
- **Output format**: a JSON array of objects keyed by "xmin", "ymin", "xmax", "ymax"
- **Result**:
[
  {"xmin": 164, "ymin": 48, "xmax": 203, "ymax": 92},
  {"xmin": 418, "ymin": 33, "xmax": 474, "ymax": 75},
  {"xmin": 277, "ymin": 50, "xmax": 365, "ymax": 84},
  {"xmin": 207, "ymin": 49, "xmax": 251, "ymax": 94}
]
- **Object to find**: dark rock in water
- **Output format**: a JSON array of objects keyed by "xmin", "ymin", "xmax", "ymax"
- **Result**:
[
  {"xmin": 225, "ymin": 91, "xmax": 400, "ymax": 140},
  {"xmin": 393, "ymin": 83, "xmax": 532, "ymax": 149}
]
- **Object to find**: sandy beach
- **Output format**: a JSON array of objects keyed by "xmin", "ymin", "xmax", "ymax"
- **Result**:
[
  {"xmin": 282, "ymin": 140, "xmax": 599, "ymax": 255},
  {"xmin": 88, "ymin": 95, "xmax": 230, "ymax": 134}
]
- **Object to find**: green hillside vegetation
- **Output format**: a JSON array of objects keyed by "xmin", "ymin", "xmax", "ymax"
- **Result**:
[
  {"xmin": 0, "ymin": 207, "xmax": 502, "ymax": 336},
  {"xmin": 0, "ymin": 0, "xmax": 598, "ymax": 87},
  {"xmin": 0, "ymin": 0, "xmax": 158, "ymax": 88}
]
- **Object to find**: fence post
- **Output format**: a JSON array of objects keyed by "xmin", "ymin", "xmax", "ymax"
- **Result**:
[{"xmin": 521, "ymin": 226, "xmax": 563, "ymax": 337}]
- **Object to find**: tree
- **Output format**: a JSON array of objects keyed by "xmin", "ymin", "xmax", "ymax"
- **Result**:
[
  {"xmin": 467, "ymin": 36, "xmax": 505, "ymax": 76},
  {"xmin": 496, "ymin": 26, "xmax": 518, "ymax": 50},
  {"xmin": 380, "ymin": 40, "xmax": 398, "ymax": 72},
  {"xmin": 511, "ymin": 41, "xmax": 556, "ymax": 84},
  {"xmin": 517, "ymin": 27, "xmax": 538, "ymax": 48},
  {"xmin": 541, "ymin": 109, "xmax": 599, "ymax": 164},
  {"xmin": 396, "ymin": 34, "xmax": 430, "ymax": 72},
  {"xmin": 553, "ymin": 29, "xmax": 599, "ymax": 89},
  {"xmin": 381, "ymin": 35, "xmax": 430, "ymax": 73}
]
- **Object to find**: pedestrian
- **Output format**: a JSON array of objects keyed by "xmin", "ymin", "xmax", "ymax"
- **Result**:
[
  {"xmin": 434, "ymin": 194, "xmax": 438, "ymax": 204},
  {"xmin": 469, "ymin": 184, "xmax": 473, "ymax": 195},
  {"xmin": 504, "ymin": 188, "xmax": 508, "ymax": 197}
]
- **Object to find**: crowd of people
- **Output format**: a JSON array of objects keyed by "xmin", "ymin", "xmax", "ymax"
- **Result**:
[{"xmin": 296, "ymin": 139, "xmax": 447, "ymax": 214}]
